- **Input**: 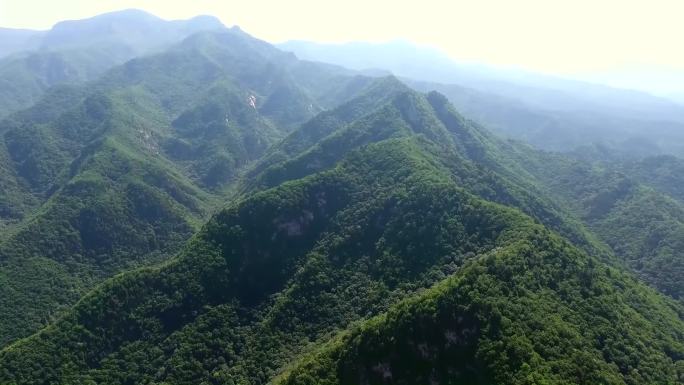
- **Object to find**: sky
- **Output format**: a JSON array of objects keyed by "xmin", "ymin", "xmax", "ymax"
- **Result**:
[{"xmin": 1, "ymin": 0, "xmax": 683, "ymax": 95}]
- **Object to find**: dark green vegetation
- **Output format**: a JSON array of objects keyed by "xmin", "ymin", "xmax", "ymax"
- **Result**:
[
  {"xmin": 2, "ymin": 67, "xmax": 684, "ymax": 384},
  {"xmin": 0, "ymin": 25, "xmax": 374, "ymax": 346},
  {"xmin": 277, "ymin": 225, "xmax": 684, "ymax": 385},
  {"xmin": 521, "ymin": 153, "xmax": 684, "ymax": 301},
  {"xmin": 1, "ymin": 13, "xmax": 684, "ymax": 385}
]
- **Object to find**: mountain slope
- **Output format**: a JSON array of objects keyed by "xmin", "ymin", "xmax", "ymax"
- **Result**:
[
  {"xmin": 619, "ymin": 155, "xmax": 684, "ymax": 204},
  {"xmin": 517, "ymin": 154, "xmax": 684, "ymax": 301},
  {"xmin": 0, "ymin": 89, "xmax": 212, "ymax": 346},
  {"xmin": 0, "ymin": 9, "xmax": 226, "ymax": 118},
  {"xmin": 0, "ymin": 28, "xmax": 374, "ymax": 346},
  {"xmin": 280, "ymin": 40, "xmax": 684, "ymax": 156},
  {"xmin": 245, "ymin": 85, "xmax": 607, "ymax": 261},
  {"xmin": 2, "ymin": 84, "xmax": 682, "ymax": 385},
  {"xmin": 277, "ymin": 224, "xmax": 684, "ymax": 385},
  {"xmin": 1, "ymin": 16, "xmax": 683, "ymax": 385}
]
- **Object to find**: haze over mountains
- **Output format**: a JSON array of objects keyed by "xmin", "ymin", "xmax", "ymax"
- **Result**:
[
  {"xmin": 0, "ymin": 9, "xmax": 226, "ymax": 117},
  {"xmin": 279, "ymin": 40, "xmax": 684, "ymax": 154},
  {"xmin": 0, "ymin": 9, "xmax": 683, "ymax": 385}
]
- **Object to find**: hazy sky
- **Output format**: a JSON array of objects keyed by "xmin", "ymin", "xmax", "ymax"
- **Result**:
[{"xmin": 1, "ymin": 0, "xmax": 683, "ymax": 94}]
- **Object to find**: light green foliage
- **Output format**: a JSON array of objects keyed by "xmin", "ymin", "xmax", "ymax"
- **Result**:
[
  {"xmin": 0, "ymin": 28, "xmax": 375, "ymax": 345},
  {"xmin": 518, "ymin": 153, "xmax": 684, "ymax": 300},
  {"xmin": 0, "ymin": 20, "xmax": 683, "ymax": 385},
  {"xmin": 2, "ymin": 79, "xmax": 683, "ymax": 385}
]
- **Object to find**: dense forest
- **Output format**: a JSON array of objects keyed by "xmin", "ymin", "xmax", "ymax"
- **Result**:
[{"xmin": 0, "ymin": 9, "xmax": 683, "ymax": 385}]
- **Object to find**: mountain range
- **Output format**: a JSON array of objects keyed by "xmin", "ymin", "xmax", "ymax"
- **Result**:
[
  {"xmin": 0, "ymin": 9, "xmax": 683, "ymax": 385},
  {"xmin": 280, "ymin": 40, "xmax": 684, "ymax": 155},
  {"xmin": 0, "ymin": 9, "xmax": 226, "ymax": 118}
]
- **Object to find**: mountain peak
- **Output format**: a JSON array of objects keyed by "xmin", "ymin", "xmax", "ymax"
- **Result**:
[
  {"xmin": 50, "ymin": 9, "xmax": 162, "ymax": 30},
  {"xmin": 36, "ymin": 9, "xmax": 229, "ymax": 53},
  {"xmin": 178, "ymin": 14, "xmax": 225, "ymax": 30},
  {"xmin": 425, "ymin": 90, "xmax": 450, "ymax": 106},
  {"xmin": 1, "ymin": 9, "xmax": 684, "ymax": 385}
]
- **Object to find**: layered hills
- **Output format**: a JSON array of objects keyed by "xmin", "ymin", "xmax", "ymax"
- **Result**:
[
  {"xmin": 0, "ymin": 26, "xmax": 372, "ymax": 345},
  {"xmin": 0, "ymin": 9, "xmax": 226, "ymax": 117},
  {"xmin": 0, "ymin": 12, "xmax": 682, "ymax": 385},
  {"xmin": 2, "ymin": 71, "xmax": 683, "ymax": 385}
]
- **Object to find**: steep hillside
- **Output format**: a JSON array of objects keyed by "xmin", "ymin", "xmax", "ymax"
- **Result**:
[
  {"xmin": 246, "ymin": 85, "xmax": 607, "ymax": 260},
  {"xmin": 0, "ymin": 28, "xmax": 374, "ymax": 346},
  {"xmin": 0, "ymin": 9, "xmax": 226, "ymax": 117},
  {"xmin": 1, "ymin": 16, "xmax": 683, "ymax": 385},
  {"xmin": 2, "ymin": 86, "xmax": 682, "ymax": 385},
  {"xmin": 0, "ymin": 91, "xmax": 212, "ymax": 344},
  {"xmin": 277, "ymin": 221, "xmax": 684, "ymax": 385},
  {"xmin": 511, "ymin": 152, "xmax": 684, "ymax": 301},
  {"xmin": 619, "ymin": 155, "xmax": 684, "ymax": 203}
]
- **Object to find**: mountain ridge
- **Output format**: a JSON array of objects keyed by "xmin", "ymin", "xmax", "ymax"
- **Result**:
[
  {"xmin": 0, "ymin": 14, "xmax": 683, "ymax": 385},
  {"xmin": 280, "ymin": 40, "xmax": 684, "ymax": 156},
  {"xmin": 2, "ymin": 95, "xmax": 683, "ymax": 383},
  {"xmin": 0, "ymin": 9, "xmax": 227, "ymax": 118},
  {"xmin": 0, "ymin": 26, "xmax": 376, "ymax": 346}
]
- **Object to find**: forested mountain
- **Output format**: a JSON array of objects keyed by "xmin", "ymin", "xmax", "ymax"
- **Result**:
[
  {"xmin": 0, "ymin": 9, "xmax": 226, "ymax": 117},
  {"xmin": 500, "ymin": 151, "xmax": 684, "ymax": 301},
  {"xmin": 0, "ymin": 26, "xmax": 374, "ymax": 346},
  {"xmin": 2, "ymin": 62, "xmax": 684, "ymax": 385},
  {"xmin": 407, "ymin": 80, "xmax": 684, "ymax": 155},
  {"xmin": 280, "ymin": 40, "xmax": 684, "ymax": 156},
  {"xmin": 0, "ymin": 11, "xmax": 683, "ymax": 385},
  {"xmin": 278, "ymin": 40, "xmax": 684, "ymax": 122}
]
